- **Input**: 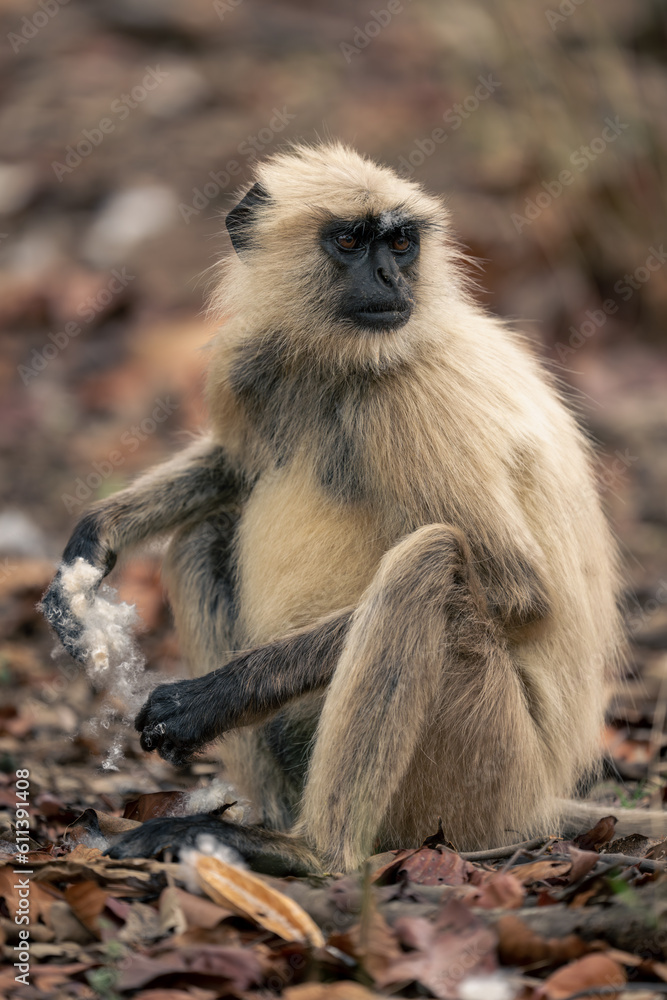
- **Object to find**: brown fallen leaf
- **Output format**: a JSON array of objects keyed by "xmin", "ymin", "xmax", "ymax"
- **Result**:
[
  {"xmin": 473, "ymin": 872, "xmax": 525, "ymax": 909},
  {"xmin": 117, "ymin": 901, "xmax": 163, "ymax": 945},
  {"xmin": 507, "ymin": 859, "xmax": 572, "ymax": 885},
  {"xmin": 134, "ymin": 992, "xmax": 218, "ymax": 1000},
  {"xmin": 68, "ymin": 807, "xmax": 141, "ymax": 840},
  {"xmin": 497, "ymin": 915, "xmax": 589, "ymax": 967},
  {"xmin": 25, "ymin": 961, "xmax": 95, "ymax": 993},
  {"xmin": 329, "ymin": 902, "xmax": 403, "ymax": 981},
  {"xmin": 533, "ymin": 953, "xmax": 626, "ymax": 999},
  {"xmin": 32, "ymin": 844, "xmax": 180, "ymax": 885},
  {"xmin": 604, "ymin": 833, "xmax": 651, "ymax": 857},
  {"xmin": 373, "ymin": 844, "xmax": 475, "ymax": 886},
  {"xmin": 376, "ymin": 900, "xmax": 497, "ymax": 999},
  {"xmin": 573, "ymin": 816, "xmax": 617, "ymax": 851},
  {"xmin": 0, "ymin": 864, "xmax": 28, "ymax": 914},
  {"xmin": 34, "ymin": 793, "xmax": 80, "ymax": 823},
  {"xmin": 64, "ymin": 880, "xmax": 109, "ymax": 938},
  {"xmin": 285, "ymin": 984, "xmax": 385, "ymax": 998},
  {"xmin": 645, "ymin": 839, "xmax": 667, "ymax": 861},
  {"xmin": 400, "ymin": 845, "xmax": 477, "ymax": 886},
  {"xmin": 134, "ymin": 990, "xmax": 218, "ymax": 1000},
  {"xmin": 118, "ymin": 945, "xmax": 264, "ymax": 992},
  {"xmin": 564, "ymin": 845, "xmax": 600, "ymax": 883},
  {"xmin": 158, "ymin": 884, "xmax": 188, "ymax": 937},
  {"xmin": 370, "ymin": 847, "xmax": 419, "ymax": 883},
  {"xmin": 196, "ymin": 854, "xmax": 324, "ymax": 947},
  {"xmin": 165, "ymin": 886, "xmax": 233, "ymax": 929},
  {"xmin": 47, "ymin": 899, "xmax": 95, "ymax": 944},
  {"xmin": 123, "ymin": 790, "xmax": 189, "ymax": 822},
  {"xmin": 0, "ymin": 866, "xmax": 63, "ymax": 924}
]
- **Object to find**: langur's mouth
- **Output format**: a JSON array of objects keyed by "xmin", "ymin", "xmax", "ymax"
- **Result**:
[{"xmin": 350, "ymin": 302, "xmax": 413, "ymax": 330}]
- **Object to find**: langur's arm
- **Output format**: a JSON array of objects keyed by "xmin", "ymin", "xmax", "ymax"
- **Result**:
[
  {"xmin": 135, "ymin": 609, "xmax": 354, "ymax": 766},
  {"xmin": 41, "ymin": 437, "xmax": 242, "ymax": 659},
  {"xmin": 64, "ymin": 437, "xmax": 241, "ymax": 568},
  {"xmin": 476, "ymin": 542, "xmax": 552, "ymax": 637}
]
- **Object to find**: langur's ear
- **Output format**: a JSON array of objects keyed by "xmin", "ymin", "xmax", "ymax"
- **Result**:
[{"xmin": 226, "ymin": 182, "xmax": 270, "ymax": 255}]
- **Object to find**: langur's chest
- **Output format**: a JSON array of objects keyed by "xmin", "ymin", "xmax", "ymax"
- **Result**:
[
  {"xmin": 234, "ymin": 464, "xmax": 391, "ymax": 645},
  {"xmin": 229, "ymin": 351, "xmax": 386, "ymax": 503}
]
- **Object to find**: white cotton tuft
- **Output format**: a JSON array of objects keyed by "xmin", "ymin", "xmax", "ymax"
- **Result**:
[
  {"xmin": 186, "ymin": 778, "xmax": 247, "ymax": 824},
  {"xmin": 71, "ymin": 829, "xmax": 110, "ymax": 852},
  {"xmin": 58, "ymin": 557, "xmax": 157, "ymax": 769}
]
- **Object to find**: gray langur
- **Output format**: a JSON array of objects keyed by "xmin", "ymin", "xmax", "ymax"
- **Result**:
[{"xmin": 41, "ymin": 142, "xmax": 665, "ymax": 874}]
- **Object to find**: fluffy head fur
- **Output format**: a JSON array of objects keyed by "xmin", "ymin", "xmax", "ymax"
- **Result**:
[{"xmin": 209, "ymin": 142, "xmax": 466, "ymax": 372}]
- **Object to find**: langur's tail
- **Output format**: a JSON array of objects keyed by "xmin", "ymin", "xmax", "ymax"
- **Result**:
[{"xmin": 557, "ymin": 798, "xmax": 667, "ymax": 839}]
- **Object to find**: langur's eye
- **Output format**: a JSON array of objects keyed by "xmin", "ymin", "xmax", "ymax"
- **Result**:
[
  {"xmin": 391, "ymin": 235, "xmax": 411, "ymax": 252},
  {"xmin": 336, "ymin": 234, "xmax": 359, "ymax": 250}
]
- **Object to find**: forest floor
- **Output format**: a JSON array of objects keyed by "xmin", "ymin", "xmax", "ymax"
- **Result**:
[{"xmin": 0, "ymin": 492, "xmax": 666, "ymax": 999}]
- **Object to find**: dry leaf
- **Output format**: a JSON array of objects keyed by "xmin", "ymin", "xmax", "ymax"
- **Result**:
[
  {"xmin": 47, "ymin": 900, "xmax": 95, "ymax": 945},
  {"xmin": 497, "ymin": 915, "xmax": 588, "ymax": 967},
  {"xmin": 196, "ymin": 854, "xmax": 324, "ymax": 947},
  {"xmin": 473, "ymin": 872, "xmax": 525, "ymax": 909},
  {"xmin": 507, "ymin": 859, "xmax": 572, "ymax": 885},
  {"xmin": 167, "ymin": 886, "xmax": 233, "ymax": 929},
  {"xmin": 0, "ymin": 866, "xmax": 63, "ymax": 924},
  {"xmin": 534, "ymin": 953, "xmax": 626, "ymax": 999},
  {"xmin": 26, "ymin": 960, "xmax": 95, "ymax": 992},
  {"xmin": 64, "ymin": 880, "xmax": 109, "ymax": 938},
  {"xmin": 564, "ymin": 846, "xmax": 600, "ymax": 883},
  {"xmin": 158, "ymin": 885, "xmax": 188, "ymax": 937},
  {"xmin": 285, "ymin": 984, "xmax": 384, "ymax": 998},
  {"xmin": 117, "ymin": 901, "xmax": 163, "ymax": 945},
  {"xmin": 133, "ymin": 990, "xmax": 219, "ymax": 1000},
  {"xmin": 573, "ymin": 816, "xmax": 617, "ymax": 851},
  {"xmin": 329, "ymin": 903, "xmax": 402, "ymax": 981},
  {"xmin": 68, "ymin": 807, "xmax": 141, "ymax": 839},
  {"xmin": 604, "ymin": 833, "xmax": 650, "ymax": 857},
  {"xmin": 118, "ymin": 945, "xmax": 264, "ymax": 992},
  {"xmin": 373, "ymin": 845, "xmax": 474, "ymax": 886},
  {"xmin": 377, "ymin": 900, "xmax": 497, "ymax": 999},
  {"xmin": 645, "ymin": 839, "xmax": 667, "ymax": 861},
  {"xmin": 32, "ymin": 844, "xmax": 180, "ymax": 885},
  {"xmin": 123, "ymin": 790, "xmax": 189, "ymax": 822}
]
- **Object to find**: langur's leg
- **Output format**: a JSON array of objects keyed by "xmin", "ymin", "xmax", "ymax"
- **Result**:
[
  {"xmin": 297, "ymin": 523, "xmax": 555, "ymax": 872},
  {"xmin": 111, "ymin": 524, "xmax": 554, "ymax": 872}
]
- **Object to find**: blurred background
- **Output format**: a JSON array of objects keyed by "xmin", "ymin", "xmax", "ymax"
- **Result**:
[{"xmin": 0, "ymin": 0, "xmax": 665, "ymax": 788}]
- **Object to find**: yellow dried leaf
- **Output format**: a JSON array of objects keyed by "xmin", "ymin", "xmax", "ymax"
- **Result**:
[{"xmin": 195, "ymin": 855, "xmax": 324, "ymax": 947}]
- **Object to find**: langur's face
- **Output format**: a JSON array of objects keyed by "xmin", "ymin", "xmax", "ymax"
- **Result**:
[{"xmin": 319, "ymin": 214, "xmax": 419, "ymax": 331}]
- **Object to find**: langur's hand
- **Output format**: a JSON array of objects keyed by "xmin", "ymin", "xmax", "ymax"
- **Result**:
[
  {"xmin": 135, "ymin": 676, "xmax": 225, "ymax": 767},
  {"xmin": 40, "ymin": 560, "xmax": 105, "ymax": 663},
  {"xmin": 40, "ymin": 517, "xmax": 117, "ymax": 662}
]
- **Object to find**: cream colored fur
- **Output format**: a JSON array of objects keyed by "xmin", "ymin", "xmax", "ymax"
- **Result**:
[{"xmin": 60, "ymin": 143, "xmax": 665, "ymax": 870}]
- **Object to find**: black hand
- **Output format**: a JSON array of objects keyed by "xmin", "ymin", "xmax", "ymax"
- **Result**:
[
  {"xmin": 134, "ymin": 675, "xmax": 225, "ymax": 766},
  {"xmin": 40, "ymin": 570, "xmax": 87, "ymax": 662}
]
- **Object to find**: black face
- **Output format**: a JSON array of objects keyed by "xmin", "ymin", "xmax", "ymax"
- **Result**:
[{"xmin": 321, "ymin": 215, "xmax": 419, "ymax": 331}]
